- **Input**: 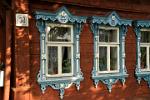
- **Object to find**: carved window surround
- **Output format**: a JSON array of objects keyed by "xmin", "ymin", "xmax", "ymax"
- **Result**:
[
  {"xmin": 134, "ymin": 20, "xmax": 150, "ymax": 87},
  {"xmin": 91, "ymin": 11, "xmax": 132, "ymax": 92},
  {"xmin": 35, "ymin": 6, "xmax": 87, "ymax": 99}
]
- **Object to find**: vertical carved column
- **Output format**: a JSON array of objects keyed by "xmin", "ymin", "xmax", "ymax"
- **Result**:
[
  {"xmin": 91, "ymin": 23, "xmax": 98, "ymax": 77},
  {"xmin": 120, "ymin": 25, "xmax": 127, "ymax": 74},
  {"xmin": 75, "ymin": 23, "xmax": 82, "ymax": 76},
  {"xmin": 41, "ymin": 33, "xmax": 46, "ymax": 80},
  {"xmin": 134, "ymin": 27, "xmax": 142, "ymax": 84},
  {"xmin": 91, "ymin": 23, "xmax": 99, "ymax": 88},
  {"xmin": 135, "ymin": 27, "xmax": 141, "ymax": 73},
  {"xmin": 76, "ymin": 34, "xmax": 80, "ymax": 75},
  {"xmin": 37, "ymin": 20, "xmax": 46, "ymax": 80}
]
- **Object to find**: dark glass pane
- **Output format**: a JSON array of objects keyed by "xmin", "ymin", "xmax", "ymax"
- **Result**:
[
  {"xmin": 141, "ymin": 47, "xmax": 147, "ymax": 69},
  {"xmin": 99, "ymin": 29, "xmax": 108, "ymax": 42},
  {"xmin": 47, "ymin": 26, "xmax": 71, "ymax": 42},
  {"xmin": 141, "ymin": 31, "xmax": 150, "ymax": 43},
  {"xmin": 48, "ymin": 46, "xmax": 58, "ymax": 75},
  {"xmin": 62, "ymin": 47, "xmax": 71, "ymax": 73},
  {"xmin": 109, "ymin": 30, "xmax": 117, "ymax": 42},
  {"xmin": 110, "ymin": 47, "xmax": 118, "ymax": 71},
  {"xmin": 99, "ymin": 28, "xmax": 117, "ymax": 42},
  {"xmin": 99, "ymin": 47, "xmax": 107, "ymax": 71}
]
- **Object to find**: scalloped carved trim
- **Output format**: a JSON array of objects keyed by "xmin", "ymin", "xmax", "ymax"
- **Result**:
[
  {"xmin": 35, "ymin": 6, "xmax": 87, "ymax": 24},
  {"xmin": 136, "ymin": 72, "xmax": 150, "ymax": 88},
  {"xmin": 135, "ymin": 20, "xmax": 150, "ymax": 28},
  {"xmin": 92, "ymin": 11, "xmax": 132, "ymax": 26}
]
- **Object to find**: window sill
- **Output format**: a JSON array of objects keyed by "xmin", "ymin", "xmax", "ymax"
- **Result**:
[
  {"xmin": 38, "ymin": 75, "xmax": 84, "ymax": 83},
  {"xmin": 37, "ymin": 72, "xmax": 83, "ymax": 99}
]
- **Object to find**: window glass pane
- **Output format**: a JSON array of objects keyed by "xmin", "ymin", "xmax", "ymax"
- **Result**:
[
  {"xmin": 141, "ymin": 47, "xmax": 147, "ymax": 69},
  {"xmin": 109, "ymin": 29, "xmax": 117, "ymax": 42},
  {"xmin": 99, "ymin": 28, "xmax": 117, "ymax": 42},
  {"xmin": 99, "ymin": 47, "xmax": 107, "ymax": 71},
  {"xmin": 141, "ymin": 31, "xmax": 150, "ymax": 43},
  {"xmin": 47, "ymin": 26, "xmax": 71, "ymax": 42},
  {"xmin": 62, "ymin": 47, "xmax": 72, "ymax": 73},
  {"xmin": 48, "ymin": 46, "xmax": 58, "ymax": 75},
  {"xmin": 110, "ymin": 47, "xmax": 118, "ymax": 71}
]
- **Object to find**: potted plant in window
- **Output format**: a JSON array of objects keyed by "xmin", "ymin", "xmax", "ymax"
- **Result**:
[{"xmin": 0, "ymin": 62, "xmax": 4, "ymax": 87}]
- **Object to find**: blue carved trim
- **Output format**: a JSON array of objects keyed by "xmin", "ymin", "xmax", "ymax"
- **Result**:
[
  {"xmin": 136, "ymin": 72, "xmax": 150, "ymax": 87},
  {"xmin": 35, "ymin": 6, "xmax": 87, "ymax": 24},
  {"xmin": 91, "ymin": 11, "xmax": 132, "ymax": 26},
  {"xmin": 93, "ymin": 74, "xmax": 128, "ymax": 92},
  {"xmin": 35, "ymin": 6, "xmax": 86, "ymax": 99},
  {"xmin": 134, "ymin": 20, "xmax": 150, "ymax": 88},
  {"xmin": 135, "ymin": 20, "xmax": 150, "ymax": 27},
  {"xmin": 91, "ymin": 11, "xmax": 131, "ymax": 92}
]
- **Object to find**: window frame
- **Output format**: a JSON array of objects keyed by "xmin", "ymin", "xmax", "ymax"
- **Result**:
[
  {"xmin": 45, "ymin": 23, "xmax": 74, "ymax": 77},
  {"xmin": 134, "ymin": 21, "xmax": 150, "ymax": 87},
  {"xmin": 91, "ymin": 11, "xmax": 131, "ymax": 92},
  {"xmin": 140, "ymin": 29, "xmax": 150, "ymax": 71},
  {"xmin": 97, "ymin": 26, "xmax": 120, "ymax": 73},
  {"xmin": 35, "ymin": 6, "xmax": 87, "ymax": 99}
]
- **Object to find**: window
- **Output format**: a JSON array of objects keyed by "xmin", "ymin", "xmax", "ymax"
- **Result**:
[
  {"xmin": 134, "ymin": 20, "xmax": 150, "ymax": 87},
  {"xmin": 35, "ymin": 7, "xmax": 86, "ymax": 99},
  {"xmin": 91, "ymin": 11, "xmax": 131, "ymax": 92},
  {"xmin": 46, "ymin": 24, "xmax": 73, "ymax": 77},
  {"xmin": 140, "ymin": 29, "xmax": 150, "ymax": 71},
  {"xmin": 98, "ymin": 27, "xmax": 119, "ymax": 73}
]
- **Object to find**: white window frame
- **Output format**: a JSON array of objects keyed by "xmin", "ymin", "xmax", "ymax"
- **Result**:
[
  {"xmin": 45, "ymin": 23, "xmax": 74, "ymax": 77},
  {"xmin": 97, "ymin": 26, "xmax": 119, "ymax": 73},
  {"xmin": 140, "ymin": 29, "xmax": 150, "ymax": 71}
]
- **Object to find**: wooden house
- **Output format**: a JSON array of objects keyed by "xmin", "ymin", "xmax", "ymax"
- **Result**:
[{"xmin": 0, "ymin": 0, "xmax": 150, "ymax": 100}]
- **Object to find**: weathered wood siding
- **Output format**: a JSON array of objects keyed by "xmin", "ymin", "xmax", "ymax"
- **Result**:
[{"xmin": 26, "ymin": 1, "xmax": 150, "ymax": 100}]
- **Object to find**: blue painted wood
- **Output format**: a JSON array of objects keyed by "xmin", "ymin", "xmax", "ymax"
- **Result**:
[
  {"xmin": 35, "ymin": 6, "xmax": 87, "ymax": 99},
  {"xmin": 91, "ymin": 11, "xmax": 131, "ymax": 92},
  {"xmin": 35, "ymin": 6, "xmax": 86, "ymax": 23},
  {"xmin": 134, "ymin": 20, "xmax": 150, "ymax": 87},
  {"xmin": 91, "ymin": 11, "xmax": 132, "ymax": 26}
]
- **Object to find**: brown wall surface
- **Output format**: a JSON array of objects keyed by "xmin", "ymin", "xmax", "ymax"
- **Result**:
[{"xmin": 12, "ymin": 0, "xmax": 150, "ymax": 100}]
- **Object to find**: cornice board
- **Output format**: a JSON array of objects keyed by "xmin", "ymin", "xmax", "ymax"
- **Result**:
[{"xmin": 34, "ymin": 0, "xmax": 150, "ymax": 14}]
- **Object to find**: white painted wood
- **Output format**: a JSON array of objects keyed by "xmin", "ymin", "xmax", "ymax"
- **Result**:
[{"xmin": 0, "ymin": 71, "xmax": 4, "ymax": 87}]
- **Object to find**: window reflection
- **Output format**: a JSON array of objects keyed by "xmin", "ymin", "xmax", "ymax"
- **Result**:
[
  {"xmin": 99, "ymin": 29, "xmax": 117, "ymax": 42},
  {"xmin": 110, "ymin": 47, "xmax": 118, "ymax": 70},
  {"xmin": 62, "ymin": 47, "xmax": 71, "ymax": 73},
  {"xmin": 47, "ymin": 26, "xmax": 71, "ymax": 42},
  {"xmin": 141, "ymin": 31, "xmax": 150, "ymax": 43},
  {"xmin": 141, "ymin": 47, "xmax": 147, "ymax": 69},
  {"xmin": 48, "ymin": 46, "xmax": 58, "ymax": 75},
  {"xmin": 99, "ymin": 47, "xmax": 107, "ymax": 71}
]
